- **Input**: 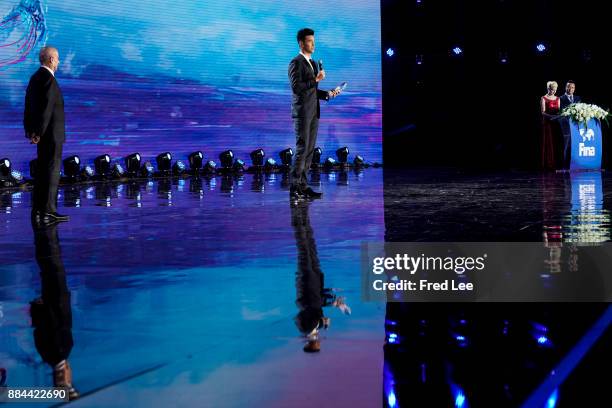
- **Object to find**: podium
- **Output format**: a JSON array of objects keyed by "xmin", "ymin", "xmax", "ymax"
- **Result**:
[{"xmin": 569, "ymin": 118, "xmax": 603, "ymax": 170}]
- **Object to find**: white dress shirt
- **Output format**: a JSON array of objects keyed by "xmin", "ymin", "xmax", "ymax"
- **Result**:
[{"xmin": 41, "ymin": 65, "xmax": 55, "ymax": 77}]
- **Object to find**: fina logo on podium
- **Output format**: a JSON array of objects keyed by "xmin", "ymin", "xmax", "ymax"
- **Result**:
[{"xmin": 579, "ymin": 127, "xmax": 596, "ymax": 157}]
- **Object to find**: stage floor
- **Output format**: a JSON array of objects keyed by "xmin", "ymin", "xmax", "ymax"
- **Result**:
[{"xmin": 0, "ymin": 168, "xmax": 610, "ymax": 407}]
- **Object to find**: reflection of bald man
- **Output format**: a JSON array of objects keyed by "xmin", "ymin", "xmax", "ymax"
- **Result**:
[{"xmin": 24, "ymin": 47, "xmax": 69, "ymax": 223}]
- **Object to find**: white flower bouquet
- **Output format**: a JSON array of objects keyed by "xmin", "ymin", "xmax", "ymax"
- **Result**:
[{"xmin": 561, "ymin": 102, "xmax": 611, "ymax": 128}]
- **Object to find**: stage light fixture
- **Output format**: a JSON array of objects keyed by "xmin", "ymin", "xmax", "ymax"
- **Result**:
[
  {"xmin": 336, "ymin": 147, "xmax": 349, "ymax": 163},
  {"xmin": 29, "ymin": 159, "xmax": 38, "ymax": 179},
  {"xmin": 452, "ymin": 47, "xmax": 463, "ymax": 56},
  {"xmin": 1, "ymin": 164, "xmax": 24, "ymax": 186},
  {"xmin": 63, "ymin": 155, "xmax": 81, "ymax": 179},
  {"xmin": 498, "ymin": 51, "xmax": 509, "ymax": 64},
  {"xmin": 353, "ymin": 155, "xmax": 365, "ymax": 167},
  {"xmin": 156, "ymin": 152, "xmax": 172, "ymax": 173},
  {"xmin": 94, "ymin": 154, "xmax": 111, "ymax": 176},
  {"xmin": 536, "ymin": 43, "xmax": 546, "ymax": 53},
  {"xmin": 141, "ymin": 161, "xmax": 154, "ymax": 177},
  {"xmin": 324, "ymin": 157, "xmax": 337, "ymax": 168},
  {"xmin": 125, "ymin": 153, "xmax": 141, "ymax": 175},
  {"xmin": 416, "ymin": 54, "xmax": 424, "ymax": 65},
  {"xmin": 81, "ymin": 165, "xmax": 94, "ymax": 179},
  {"xmin": 111, "ymin": 163, "xmax": 125, "ymax": 178},
  {"xmin": 7, "ymin": 170, "xmax": 24, "ymax": 185},
  {"xmin": 264, "ymin": 158, "xmax": 276, "ymax": 171},
  {"xmin": 172, "ymin": 160, "xmax": 187, "ymax": 175},
  {"xmin": 0, "ymin": 158, "xmax": 11, "ymax": 178},
  {"xmin": 233, "ymin": 159, "xmax": 246, "ymax": 172},
  {"xmin": 386, "ymin": 48, "xmax": 395, "ymax": 57},
  {"xmin": 312, "ymin": 147, "xmax": 322, "ymax": 166},
  {"xmin": 219, "ymin": 150, "xmax": 234, "ymax": 168},
  {"xmin": 250, "ymin": 149, "xmax": 265, "ymax": 166},
  {"xmin": 279, "ymin": 148, "xmax": 293, "ymax": 166},
  {"xmin": 188, "ymin": 151, "xmax": 204, "ymax": 171},
  {"xmin": 203, "ymin": 160, "xmax": 217, "ymax": 173}
]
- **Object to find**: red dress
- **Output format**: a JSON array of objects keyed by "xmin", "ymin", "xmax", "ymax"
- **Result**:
[{"xmin": 541, "ymin": 96, "xmax": 561, "ymax": 169}]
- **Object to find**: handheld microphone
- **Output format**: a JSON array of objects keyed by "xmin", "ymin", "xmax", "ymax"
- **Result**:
[{"xmin": 318, "ymin": 60, "xmax": 323, "ymax": 71}]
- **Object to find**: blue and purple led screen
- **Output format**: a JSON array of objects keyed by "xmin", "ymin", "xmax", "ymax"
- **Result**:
[{"xmin": 0, "ymin": 0, "xmax": 381, "ymax": 170}]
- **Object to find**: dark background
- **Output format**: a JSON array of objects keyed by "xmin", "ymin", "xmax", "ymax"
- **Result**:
[{"xmin": 381, "ymin": 0, "xmax": 612, "ymax": 169}]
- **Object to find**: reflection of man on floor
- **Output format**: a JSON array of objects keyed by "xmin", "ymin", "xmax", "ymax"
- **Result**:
[
  {"xmin": 291, "ymin": 201, "xmax": 350, "ymax": 352},
  {"xmin": 30, "ymin": 221, "xmax": 79, "ymax": 400}
]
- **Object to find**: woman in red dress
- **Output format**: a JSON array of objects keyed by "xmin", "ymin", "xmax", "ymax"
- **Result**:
[{"xmin": 541, "ymin": 81, "xmax": 562, "ymax": 170}]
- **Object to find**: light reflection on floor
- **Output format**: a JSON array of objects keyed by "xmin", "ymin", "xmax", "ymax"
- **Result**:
[{"xmin": 1, "ymin": 168, "xmax": 611, "ymax": 407}]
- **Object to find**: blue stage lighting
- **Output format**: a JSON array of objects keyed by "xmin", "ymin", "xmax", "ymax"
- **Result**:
[
  {"xmin": 387, "ymin": 390, "xmax": 397, "ymax": 408},
  {"xmin": 452, "ymin": 47, "xmax": 463, "ymax": 55},
  {"xmin": 111, "ymin": 163, "xmax": 125, "ymax": 178},
  {"xmin": 499, "ymin": 51, "xmax": 509, "ymax": 64},
  {"xmin": 547, "ymin": 389, "xmax": 559, "ymax": 408},
  {"xmin": 172, "ymin": 160, "xmax": 187, "ymax": 175},
  {"xmin": 156, "ymin": 152, "xmax": 172, "ymax": 173},
  {"xmin": 324, "ymin": 157, "xmax": 337, "ymax": 168},
  {"xmin": 416, "ymin": 54, "xmax": 424, "ymax": 65},
  {"xmin": 140, "ymin": 161, "xmax": 154, "ymax": 177},
  {"xmin": 386, "ymin": 48, "xmax": 395, "ymax": 57},
  {"xmin": 203, "ymin": 160, "xmax": 217, "ymax": 173},
  {"xmin": 219, "ymin": 150, "xmax": 234, "ymax": 168},
  {"xmin": 233, "ymin": 159, "xmax": 246, "ymax": 172},
  {"xmin": 94, "ymin": 154, "xmax": 111, "ymax": 176},
  {"xmin": 125, "ymin": 153, "xmax": 141, "ymax": 175},
  {"xmin": 188, "ymin": 151, "xmax": 203, "ymax": 171},
  {"xmin": 536, "ymin": 43, "xmax": 547, "ymax": 52},
  {"xmin": 82, "ymin": 165, "xmax": 94, "ymax": 179},
  {"xmin": 279, "ymin": 148, "xmax": 293, "ymax": 166},
  {"xmin": 336, "ymin": 146, "xmax": 349, "ymax": 163},
  {"xmin": 264, "ymin": 158, "xmax": 276, "ymax": 171},
  {"xmin": 250, "ymin": 149, "xmax": 265, "ymax": 166},
  {"xmin": 62, "ymin": 155, "xmax": 81, "ymax": 179},
  {"xmin": 0, "ymin": 158, "xmax": 11, "ymax": 178}
]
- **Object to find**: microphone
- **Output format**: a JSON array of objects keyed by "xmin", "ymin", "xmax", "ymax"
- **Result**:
[{"xmin": 318, "ymin": 60, "xmax": 323, "ymax": 71}]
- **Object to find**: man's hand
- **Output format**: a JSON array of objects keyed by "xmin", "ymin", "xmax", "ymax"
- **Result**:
[
  {"xmin": 328, "ymin": 88, "xmax": 342, "ymax": 99},
  {"xmin": 316, "ymin": 70, "xmax": 325, "ymax": 82},
  {"xmin": 29, "ymin": 133, "xmax": 40, "ymax": 144}
]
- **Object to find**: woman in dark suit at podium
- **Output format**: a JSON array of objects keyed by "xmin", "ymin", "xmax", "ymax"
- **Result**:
[{"xmin": 540, "ymin": 81, "xmax": 562, "ymax": 170}]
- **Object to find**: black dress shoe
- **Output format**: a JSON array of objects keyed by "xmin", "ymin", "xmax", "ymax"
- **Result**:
[
  {"xmin": 303, "ymin": 187, "xmax": 322, "ymax": 198},
  {"xmin": 289, "ymin": 187, "xmax": 304, "ymax": 200},
  {"xmin": 33, "ymin": 213, "xmax": 59, "ymax": 225},
  {"xmin": 46, "ymin": 212, "xmax": 70, "ymax": 221}
]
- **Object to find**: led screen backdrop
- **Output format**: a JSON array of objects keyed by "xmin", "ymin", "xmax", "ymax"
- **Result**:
[{"xmin": 0, "ymin": 0, "xmax": 381, "ymax": 170}]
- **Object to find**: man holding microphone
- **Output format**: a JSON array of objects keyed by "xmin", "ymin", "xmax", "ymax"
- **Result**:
[{"xmin": 288, "ymin": 28, "xmax": 341, "ymax": 200}]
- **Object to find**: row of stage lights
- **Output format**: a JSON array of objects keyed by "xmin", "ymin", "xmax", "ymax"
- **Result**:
[
  {"xmin": 386, "ymin": 43, "xmax": 592, "ymax": 65},
  {"xmin": 0, "ymin": 147, "xmax": 375, "ymax": 188}
]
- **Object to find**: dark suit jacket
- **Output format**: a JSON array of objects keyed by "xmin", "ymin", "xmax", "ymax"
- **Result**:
[
  {"xmin": 288, "ymin": 54, "xmax": 329, "ymax": 119},
  {"xmin": 560, "ymin": 94, "xmax": 581, "ymax": 111},
  {"xmin": 24, "ymin": 67, "xmax": 65, "ymax": 144}
]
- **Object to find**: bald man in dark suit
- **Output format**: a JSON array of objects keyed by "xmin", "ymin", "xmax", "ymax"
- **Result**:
[{"xmin": 24, "ymin": 46, "xmax": 69, "ymax": 223}]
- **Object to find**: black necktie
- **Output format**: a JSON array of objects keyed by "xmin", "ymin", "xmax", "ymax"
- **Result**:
[{"xmin": 309, "ymin": 59, "xmax": 316, "ymax": 74}]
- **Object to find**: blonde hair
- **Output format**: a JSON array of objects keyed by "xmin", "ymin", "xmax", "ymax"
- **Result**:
[{"xmin": 546, "ymin": 81, "xmax": 558, "ymax": 90}]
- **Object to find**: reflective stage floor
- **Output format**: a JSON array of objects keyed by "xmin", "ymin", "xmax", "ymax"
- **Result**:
[{"xmin": 0, "ymin": 168, "xmax": 610, "ymax": 407}]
